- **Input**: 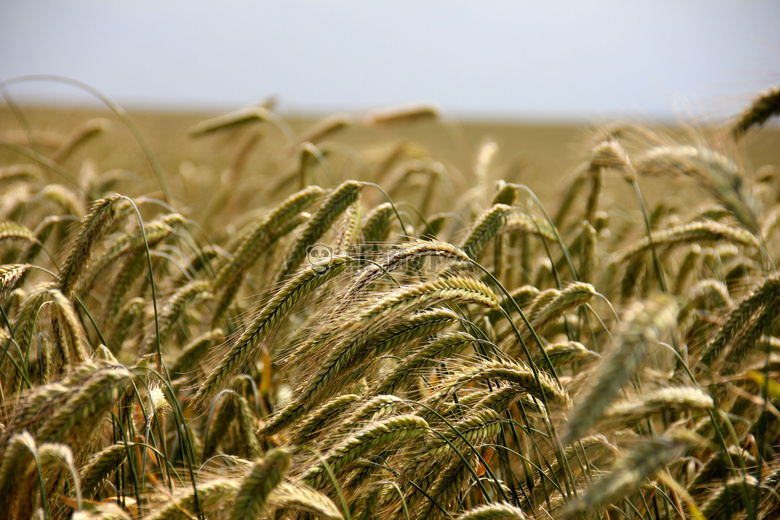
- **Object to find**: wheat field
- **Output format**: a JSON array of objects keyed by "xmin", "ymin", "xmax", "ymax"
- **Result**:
[{"xmin": 1, "ymin": 86, "xmax": 780, "ymax": 520}]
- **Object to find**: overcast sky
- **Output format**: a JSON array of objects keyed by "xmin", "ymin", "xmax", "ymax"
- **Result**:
[{"xmin": 1, "ymin": 1, "xmax": 779, "ymax": 121}]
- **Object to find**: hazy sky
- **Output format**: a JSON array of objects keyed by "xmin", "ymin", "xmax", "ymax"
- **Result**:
[{"xmin": 1, "ymin": 1, "xmax": 779, "ymax": 121}]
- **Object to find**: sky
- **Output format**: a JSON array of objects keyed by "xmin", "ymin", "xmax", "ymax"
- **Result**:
[{"xmin": 1, "ymin": 1, "xmax": 779, "ymax": 121}]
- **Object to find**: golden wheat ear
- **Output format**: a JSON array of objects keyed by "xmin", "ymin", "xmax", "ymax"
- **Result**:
[
  {"xmin": 459, "ymin": 203, "xmax": 512, "ymax": 261},
  {"xmin": 52, "ymin": 117, "xmax": 109, "ymax": 163},
  {"xmin": 364, "ymin": 103, "xmax": 440, "ymax": 126},
  {"xmin": 455, "ymin": 503, "xmax": 527, "ymax": 520},
  {"xmin": 697, "ymin": 272, "xmax": 780, "ymax": 387},
  {"xmin": 262, "ymin": 276, "xmax": 499, "ymax": 437},
  {"xmin": 266, "ymin": 482, "xmax": 343, "ymax": 520},
  {"xmin": 636, "ymin": 145, "xmax": 761, "ymax": 234}
]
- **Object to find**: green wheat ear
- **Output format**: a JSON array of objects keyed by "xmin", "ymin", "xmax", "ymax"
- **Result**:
[
  {"xmin": 58, "ymin": 194, "xmax": 120, "ymax": 295},
  {"xmin": 302, "ymin": 414, "xmax": 429, "ymax": 487},
  {"xmin": 193, "ymin": 255, "xmax": 351, "ymax": 407},
  {"xmin": 273, "ymin": 180, "xmax": 362, "ymax": 284},
  {"xmin": 460, "ymin": 203, "xmax": 512, "ymax": 260}
]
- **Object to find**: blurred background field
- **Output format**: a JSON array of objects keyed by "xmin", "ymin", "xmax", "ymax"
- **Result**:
[{"xmin": 3, "ymin": 104, "xmax": 779, "ymax": 227}]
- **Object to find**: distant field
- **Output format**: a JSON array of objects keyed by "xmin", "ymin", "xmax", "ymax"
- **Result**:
[{"xmin": 3, "ymin": 105, "xmax": 779, "ymax": 214}]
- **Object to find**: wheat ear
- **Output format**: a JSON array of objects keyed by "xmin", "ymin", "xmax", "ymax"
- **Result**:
[
  {"xmin": 229, "ymin": 448, "xmax": 291, "ymax": 520},
  {"xmin": 700, "ymin": 475, "xmax": 759, "ymax": 519},
  {"xmin": 360, "ymin": 202, "xmax": 395, "ymax": 244},
  {"xmin": 527, "ymin": 281, "xmax": 596, "ymax": 339},
  {"xmin": 373, "ymin": 331, "xmax": 478, "ymax": 395},
  {"xmin": 52, "ymin": 117, "xmax": 108, "ymax": 163},
  {"xmin": 169, "ymin": 329, "xmax": 224, "ymax": 379},
  {"xmin": 188, "ymin": 106, "xmax": 271, "ymax": 137},
  {"xmin": 334, "ymin": 199, "xmax": 362, "ymax": 255},
  {"xmin": 456, "ymin": 503, "xmax": 527, "ymax": 520},
  {"xmin": 267, "ymin": 482, "xmax": 343, "ymax": 520},
  {"xmin": 564, "ymin": 296, "xmax": 677, "ymax": 444},
  {"xmin": 442, "ymin": 359, "xmax": 570, "ymax": 409},
  {"xmin": 617, "ymin": 220, "xmax": 759, "ymax": 265},
  {"xmin": 211, "ymin": 185, "xmax": 323, "ymax": 323},
  {"xmin": 145, "ymin": 279, "xmax": 210, "ymax": 353},
  {"xmin": 194, "ymin": 255, "xmax": 350, "ymax": 407},
  {"xmin": 636, "ymin": 145, "xmax": 760, "ymax": 233},
  {"xmin": 532, "ymin": 341, "xmax": 599, "ymax": 368},
  {"xmin": 109, "ymin": 297, "xmax": 145, "ymax": 354},
  {"xmin": 699, "ymin": 272, "xmax": 780, "ymax": 370},
  {"xmin": 0, "ymin": 263, "xmax": 33, "ymax": 298},
  {"xmin": 263, "ymin": 277, "xmax": 498, "ymax": 436},
  {"xmin": 274, "ymin": 180, "xmax": 362, "ymax": 284},
  {"xmin": 48, "ymin": 286, "xmax": 89, "ymax": 367},
  {"xmin": 598, "ymin": 386, "xmax": 713, "ymax": 428},
  {"xmin": 302, "ymin": 414, "xmax": 429, "ymax": 487},
  {"xmin": 58, "ymin": 194, "xmax": 120, "ymax": 295},
  {"xmin": 79, "ymin": 443, "xmax": 129, "ymax": 497},
  {"xmin": 732, "ymin": 85, "xmax": 780, "ymax": 139},
  {"xmin": 364, "ymin": 103, "xmax": 440, "ymax": 126},
  {"xmin": 460, "ymin": 204, "xmax": 512, "ymax": 260},
  {"xmin": 38, "ymin": 364, "xmax": 134, "ymax": 443},
  {"xmin": 147, "ymin": 479, "xmax": 240, "ymax": 520},
  {"xmin": 341, "ymin": 240, "xmax": 470, "ymax": 305},
  {"xmin": 561, "ymin": 431, "xmax": 696, "ymax": 519},
  {"xmin": 290, "ymin": 394, "xmax": 362, "ymax": 446},
  {"xmin": 80, "ymin": 212, "xmax": 183, "ymax": 296},
  {"xmin": 298, "ymin": 112, "xmax": 353, "ymax": 144},
  {"xmin": 0, "ymin": 431, "xmax": 37, "ymax": 512},
  {"xmin": 420, "ymin": 407, "xmax": 502, "ymax": 458}
]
